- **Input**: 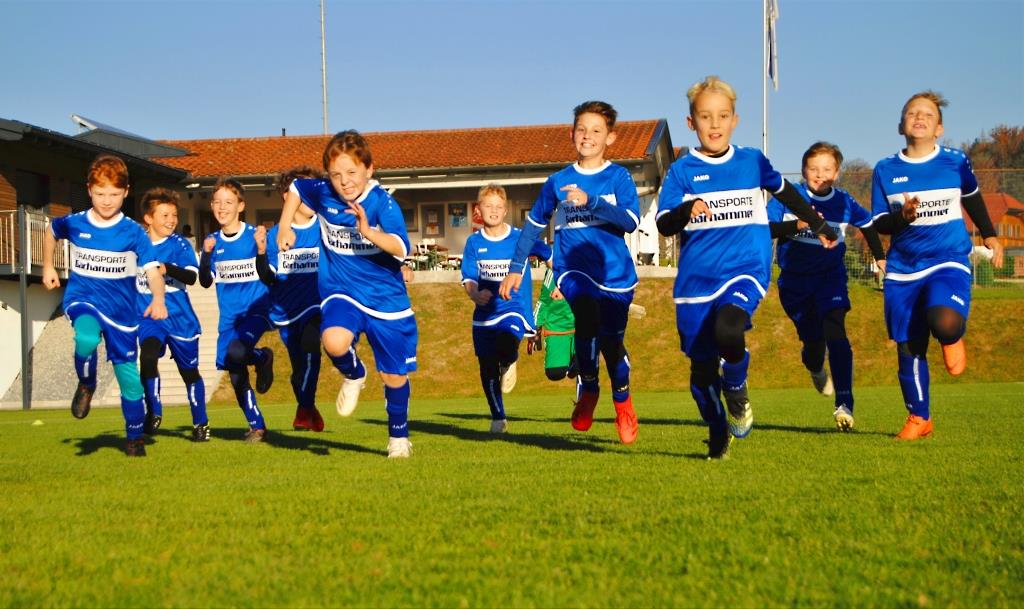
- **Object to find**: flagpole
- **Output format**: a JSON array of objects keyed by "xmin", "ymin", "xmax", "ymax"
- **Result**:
[
  {"xmin": 320, "ymin": 0, "xmax": 329, "ymax": 135},
  {"xmin": 762, "ymin": 0, "xmax": 768, "ymax": 155}
]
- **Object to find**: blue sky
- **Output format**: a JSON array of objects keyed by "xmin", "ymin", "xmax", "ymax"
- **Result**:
[{"xmin": 2, "ymin": 0, "xmax": 1021, "ymax": 173}]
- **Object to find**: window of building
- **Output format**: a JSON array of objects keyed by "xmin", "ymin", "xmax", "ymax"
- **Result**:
[{"xmin": 16, "ymin": 170, "xmax": 50, "ymax": 209}]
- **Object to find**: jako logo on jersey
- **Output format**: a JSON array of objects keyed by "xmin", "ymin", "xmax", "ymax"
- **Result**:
[
  {"xmin": 892, "ymin": 176, "xmax": 909, "ymax": 184},
  {"xmin": 478, "ymin": 248, "xmax": 488, "ymax": 253},
  {"xmin": 78, "ymin": 232, "xmax": 92, "ymax": 239},
  {"xmin": 694, "ymin": 174, "xmax": 710, "ymax": 182},
  {"xmin": 951, "ymin": 294, "xmax": 965, "ymax": 306},
  {"xmin": 327, "ymin": 207, "xmax": 339, "ymax": 214},
  {"xmin": 731, "ymin": 291, "xmax": 749, "ymax": 302},
  {"xmin": 216, "ymin": 249, "xmax": 225, "ymax": 254}
]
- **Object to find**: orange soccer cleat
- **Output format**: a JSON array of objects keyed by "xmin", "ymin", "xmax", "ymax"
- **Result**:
[
  {"xmin": 896, "ymin": 414, "xmax": 933, "ymax": 441},
  {"xmin": 571, "ymin": 390, "xmax": 600, "ymax": 432},
  {"xmin": 942, "ymin": 339, "xmax": 966, "ymax": 376},
  {"xmin": 614, "ymin": 396, "xmax": 639, "ymax": 444}
]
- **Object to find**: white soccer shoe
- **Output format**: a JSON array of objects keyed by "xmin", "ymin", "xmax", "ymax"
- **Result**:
[
  {"xmin": 387, "ymin": 437, "xmax": 412, "ymax": 458},
  {"xmin": 833, "ymin": 404, "xmax": 855, "ymax": 432},
  {"xmin": 490, "ymin": 419, "xmax": 508, "ymax": 434},
  {"xmin": 724, "ymin": 386, "xmax": 753, "ymax": 439},
  {"xmin": 628, "ymin": 303, "xmax": 647, "ymax": 320},
  {"xmin": 811, "ymin": 368, "xmax": 834, "ymax": 397},
  {"xmin": 335, "ymin": 374, "xmax": 367, "ymax": 417},
  {"xmin": 500, "ymin": 362, "xmax": 517, "ymax": 394}
]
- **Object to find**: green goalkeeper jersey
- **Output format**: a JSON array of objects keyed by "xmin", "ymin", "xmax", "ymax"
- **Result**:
[{"xmin": 533, "ymin": 268, "xmax": 575, "ymax": 333}]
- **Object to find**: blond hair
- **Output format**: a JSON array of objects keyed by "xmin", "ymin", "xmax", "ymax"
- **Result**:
[
  {"xmin": 477, "ymin": 183, "xmax": 507, "ymax": 204},
  {"xmin": 687, "ymin": 75, "xmax": 737, "ymax": 115},
  {"xmin": 901, "ymin": 90, "xmax": 948, "ymax": 124}
]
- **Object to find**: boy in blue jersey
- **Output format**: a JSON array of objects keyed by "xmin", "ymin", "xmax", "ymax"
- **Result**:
[
  {"xmin": 41, "ymin": 154, "xmax": 168, "ymax": 457},
  {"xmin": 656, "ymin": 76, "xmax": 839, "ymax": 459},
  {"xmin": 263, "ymin": 166, "xmax": 326, "ymax": 433},
  {"xmin": 768, "ymin": 142, "xmax": 886, "ymax": 431},
  {"xmin": 463, "ymin": 184, "xmax": 551, "ymax": 434},
  {"xmin": 871, "ymin": 91, "xmax": 1003, "ymax": 440},
  {"xmin": 136, "ymin": 188, "xmax": 209, "ymax": 442},
  {"xmin": 499, "ymin": 100, "xmax": 640, "ymax": 445},
  {"xmin": 276, "ymin": 130, "xmax": 418, "ymax": 459},
  {"xmin": 198, "ymin": 178, "xmax": 276, "ymax": 443}
]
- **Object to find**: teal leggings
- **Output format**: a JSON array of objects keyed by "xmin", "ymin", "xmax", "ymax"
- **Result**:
[{"xmin": 73, "ymin": 315, "xmax": 143, "ymax": 401}]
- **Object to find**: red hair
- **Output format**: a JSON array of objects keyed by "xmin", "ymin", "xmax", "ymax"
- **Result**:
[{"xmin": 87, "ymin": 154, "xmax": 129, "ymax": 189}]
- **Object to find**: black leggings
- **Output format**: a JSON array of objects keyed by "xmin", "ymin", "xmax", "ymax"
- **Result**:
[{"xmin": 898, "ymin": 305, "xmax": 965, "ymax": 357}]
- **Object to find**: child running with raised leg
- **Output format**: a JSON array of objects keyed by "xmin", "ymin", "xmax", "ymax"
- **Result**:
[
  {"xmin": 656, "ymin": 76, "xmax": 838, "ymax": 459},
  {"xmin": 41, "ymin": 154, "xmax": 168, "ymax": 457},
  {"xmin": 500, "ymin": 100, "xmax": 640, "ymax": 445},
  {"xmin": 767, "ymin": 142, "xmax": 886, "ymax": 431},
  {"xmin": 277, "ymin": 130, "xmax": 418, "ymax": 458},
  {"xmin": 871, "ymin": 91, "xmax": 1003, "ymax": 440}
]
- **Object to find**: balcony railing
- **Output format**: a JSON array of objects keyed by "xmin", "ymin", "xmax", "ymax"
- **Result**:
[{"xmin": 0, "ymin": 209, "xmax": 70, "ymax": 278}]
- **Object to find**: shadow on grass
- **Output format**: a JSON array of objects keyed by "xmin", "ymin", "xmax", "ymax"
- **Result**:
[
  {"xmin": 201, "ymin": 426, "xmax": 381, "ymax": 456},
  {"xmin": 366, "ymin": 418, "xmax": 618, "ymax": 453},
  {"xmin": 62, "ymin": 433, "xmax": 130, "ymax": 456},
  {"xmin": 438, "ymin": 412, "xmax": 561, "ymax": 424}
]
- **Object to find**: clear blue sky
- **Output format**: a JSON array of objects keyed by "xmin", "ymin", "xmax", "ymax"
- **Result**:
[{"xmin": 3, "ymin": 0, "xmax": 1021, "ymax": 173}]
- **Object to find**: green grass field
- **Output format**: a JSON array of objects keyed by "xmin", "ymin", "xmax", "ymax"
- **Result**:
[{"xmin": 2, "ymin": 383, "xmax": 1022, "ymax": 608}]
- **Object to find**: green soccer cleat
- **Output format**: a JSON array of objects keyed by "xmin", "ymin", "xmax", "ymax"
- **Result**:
[{"xmin": 724, "ymin": 384, "xmax": 753, "ymax": 439}]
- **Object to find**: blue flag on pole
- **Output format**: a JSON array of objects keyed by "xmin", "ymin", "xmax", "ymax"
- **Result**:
[{"xmin": 768, "ymin": 0, "xmax": 779, "ymax": 91}]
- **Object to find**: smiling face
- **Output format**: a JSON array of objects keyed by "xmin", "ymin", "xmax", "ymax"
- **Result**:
[
  {"xmin": 145, "ymin": 202, "xmax": 179, "ymax": 240},
  {"xmin": 477, "ymin": 192, "xmax": 508, "ymax": 229},
  {"xmin": 802, "ymin": 153, "xmax": 840, "ymax": 196},
  {"xmin": 900, "ymin": 96, "xmax": 944, "ymax": 144},
  {"xmin": 88, "ymin": 182, "xmax": 128, "ymax": 221},
  {"xmin": 687, "ymin": 90, "xmax": 739, "ymax": 156},
  {"xmin": 211, "ymin": 186, "xmax": 244, "ymax": 230},
  {"xmin": 328, "ymin": 152, "xmax": 374, "ymax": 203},
  {"xmin": 571, "ymin": 112, "xmax": 616, "ymax": 166}
]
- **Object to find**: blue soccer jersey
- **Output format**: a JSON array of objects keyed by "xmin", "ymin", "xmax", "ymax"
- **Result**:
[
  {"xmin": 658, "ymin": 146, "xmax": 784, "ymax": 302},
  {"xmin": 871, "ymin": 145, "xmax": 979, "ymax": 280},
  {"xmin": 136, "ymin": 233, "xmax": 201, "ymax": 338},
  {"xmin": 206, "ymin": 223, "xmax": 271, "ymax": 330},
  {"xmin": 768, "ymin": 184, "xmax": 873, "ymax": 275},
  {"xmin": 514, "ymin": 162, "xmax": 639, "ymax": 292},
  {"xmin": 266, "ymin": 216, "xmax": 321, "ymax": 325},
  {"xmin": 51, "ymin": 210, "xmax": 159, "ymax": 330},
  {"xmin": 291, "ymin": 178, "xmax": 411, "ymax": 318},
  {"xmin": 462, "ymin": 224, "xmax": 552, "ymax": 332}
]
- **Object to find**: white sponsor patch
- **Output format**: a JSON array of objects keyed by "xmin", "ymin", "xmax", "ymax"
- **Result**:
[
  {"xmin": 215, "ymin": 257, "xmax": 258, "ymax": 283},
  {"xmin": 320, "ymin": 222, "xmax": 382, "ymax": 256},
  {"xmin": 277, "ymin": 247, "xmax": 319, "ymax": 275},
  {"xmin": 887, "ymin": 188, "xmax": 963, "ymax": 226},
  {"xmin": 781, "ymin": 213, "xmax": 848, "ymax": 246},
  {"xmin": 70, "ymin": 245, "xmax": 136, "ymax": 280},
  {"xmin": 477, "ymin": 258, "xmax": 511, "ymax": 281},
  {"xmin": 684, "ymin": 187, "xmax": 768, "ymax": 231}
]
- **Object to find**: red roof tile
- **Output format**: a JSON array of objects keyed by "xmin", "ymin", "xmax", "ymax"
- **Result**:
[
  {"xmin": 964, "ymin": 192, "xmax": 1024, "ymax": 230},
  {"xmin": 154, "ymin": 121, "xmax": 662, "ymax": 179}
]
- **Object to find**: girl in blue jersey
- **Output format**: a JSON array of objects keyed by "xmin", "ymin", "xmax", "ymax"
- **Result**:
[
  {"xmin": 499, "ymin": 101, "xmax": 640, "ymax": 445},
  {"xmin": 41, "ymin": 154, "xmax": 168, "ymax": 457},
  {"xmin": 263, "ymin": 166, "xmax": 326, "ymax": 433},
  {"xmin": 463, "ymin": 184, "xmax": 551, "ymax": 434},
  {"xmin": 767, "ymin": 142, "xmax": 886, "ymax": 432},
  {"xmin": 871, "ymin": 91, "xmax": 1003, "ymax": 440},
  {"xmin": 199, "ymin": 178, "xmax": 275, "ymax": 443},
  {"xmin": 656, "ymin": 76, "xmax": 839, "ymax": 459},
  {"xmin": 136, "ymin": 188, "xmax": 209, "ymax": 442},
  {"xmin": 276, "ymin": 131, "xmax": 418, "ymax": 459}
]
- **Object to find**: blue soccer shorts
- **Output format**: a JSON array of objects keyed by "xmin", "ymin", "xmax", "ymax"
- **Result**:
[
  {"xmin": 322, "ymin": 296, "xmax": 418, "ymax": 375},
  {"xmin": 215, "ymin": 313, "xmax": 273, "ymax": 370},
  {"xmin": 777, "ymin": 267, "xmax": 851, "ymax": 343},
  {"xmin": 65, "ymin": 303, "xmax": 138, "ymax": 364},
  {"xmin": 557, "ymin": 270, "xmax": 634, "ymax": 339},
  {"xmin": 675, "ymin": 277, "xmax": 764, "ymax": 361},
  {"xmin": 139, "ymin": 318, "xmax": 201, "ymax": 369},
  {"xmin": 472, "ymin": 313, "xmax": 530, "ymax": 358},
  {"xmin": 884, "ymin": 265, "xmax": 972, "ymax": 344}
]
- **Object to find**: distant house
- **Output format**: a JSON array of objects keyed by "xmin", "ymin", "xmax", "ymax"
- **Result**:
[
  {"xmin": 143, "ymin": 121, "xmax": 676, "ymax": 265},
  {"xmin": 965, "ymin": 192, "xmax": 1024, "ymax": 276}
]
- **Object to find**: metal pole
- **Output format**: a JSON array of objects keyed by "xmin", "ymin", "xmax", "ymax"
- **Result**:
[
  {"xmin": 18, "ymin": 205, "xmax": 30, "ymax": 410},
  {"xmin": 320, "ymin": 0, "xmax": 329, "ymax": 135},
  {"xmin": 762, "ymin": 0, "xmax": 768, "ymax": 155}
]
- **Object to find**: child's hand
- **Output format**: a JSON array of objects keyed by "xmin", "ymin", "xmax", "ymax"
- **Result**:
[
  {"xmin": 41, "ymin": 266, "xmax": 60, "ymax": 290},
  {"xmin": 560, "ymin": 184, "xmax": 588, "ymax": 207},
  {"xmin": 690, "ymin": 199, "xmax": 712, "ymax": 221},
  {"xmin": 254, "ymin": 225, "xmax": 267, "ymax": 254},
  {"xmin": 499, "ymin": 272, "xmax": 523, "ymax": 300},
  {"xmin": 203, "ymin": 236, "xmax": 216, "ymax": 253},
  {"xmin": 277, "ymin": 226, "xmax": 295, "ymax": 252},
  {"xmin": 876, "ymin": 259, "xmax": 887, "ymax": 275},
  {"xmin": 144, "ymin": 301, "xmax": 168, "ymax": 320},
  {"xmin": 401, "ymin": 264, "xmax": 414, "ymax": 283},
  {"xmin": 345, "ymin": 199, "xmax": 371, "ymax": 235},
  {"xmin": 551, "ymin": 287, "xmax": 564, "ymax": 301},
  {"xmin": 527, "ymin": 333, "xmax": 542, "ymax": 355},
  {"xmin": 158, "ymin": 263, "xmax": 167, "ymax": 276},
  {"xmin": 984, "ymin": 236, "xmax": 1005, "ymax": 268},
  {"xmin": 471, "ymin": 289, "xmax": 493, "ymax": 307},
  {"xmin": 901, "ymin": 193, "xmax": 920, "ymax": 222}
]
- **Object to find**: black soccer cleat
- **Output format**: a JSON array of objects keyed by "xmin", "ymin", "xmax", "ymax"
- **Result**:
[
  {"xmin": 143, "ymin": 412, "xmax": 162, "ymax": 435},
  {"xmin": 71, "ymin": 383, "xmax": 95, "ymax": 419},
  {"xmin": 707, "ymin": 428, "xmax": 732, "ymax": 460},
  {"xmin": 191, "ymin": 423, "xmax": 211, "ymax": 442},
  {"xmin": 125, "ymin": 438, "xmax": 147, "ymax": 457},
  {"xmin": 255, "ymin": 348, "xmax": 274, "ymax": 394},
  {"xmin": 244, "ymin": 427, "xmax": 267, "ymax": 444}
]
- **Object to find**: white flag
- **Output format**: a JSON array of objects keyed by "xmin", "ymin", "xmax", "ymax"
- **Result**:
[{"xmin": 768, "ymin": 0, "xmax": 780, "ymax": 91}]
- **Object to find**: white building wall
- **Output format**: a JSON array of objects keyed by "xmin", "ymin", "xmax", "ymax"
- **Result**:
[{"xmin": 0, "ymin": 281, "xmax": 63, "ymax": 397}]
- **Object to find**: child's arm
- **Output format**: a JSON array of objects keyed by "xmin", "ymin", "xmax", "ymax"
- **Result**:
[
  {"xmin": 562, "ymin": 171, "xmax": 640, "ymax": 233},
  {"xmin": 774, "ymin": 182, "xmax": 839, "ymax": 243},
  {"xmin": 253, "ymin": 225, "xmax": 276, "ymax": 286},
  {"xmin": 143, "ymin": 266, "xmax": 168, "ymax": 320},
  {"xmin": 460, "ymin": 243, "xmax": 491, "ymax": 306},
  {"xmin": 345, "ymin": 198, "xmax": 406, "ymax": 257},
  {"xmin": 198, "ymin": 236, "xmax": 215, "ymax": 288},
  {"xmin": 501, "ymin": 182, "xmax": 557, "ymax": 300},
  {"xmin": 962, "ymin": 191, "xmax": 1004, "ymax": 268},
  {"xmin": 276, "ymin": 190, "xmax": 303, "ymax": 252},
  {"xmin": 41, "ymin": 226, "xmax": 61, "ymax": 290},
  {"xmin": 163, "ymin": 264, "xmax": 197, "ymax": 286}
]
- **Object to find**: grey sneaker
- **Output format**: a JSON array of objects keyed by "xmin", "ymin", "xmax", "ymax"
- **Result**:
[
  {"xmin": 833, "ymin": 405, "xmax": 854, "ymax": 432},
  {"xmin": 811, "ymin": 368, "xmax": 834, "ymax": 396},
  {"xmin": 387, "ymin": 437, "xmax": 412, "ymax": 458},
  {"xmin": 244, "ymin": 428, "xmax": 266, "ymax": 443},
  {"xmin": 490, "ymin": 419, "xmax": 508, "ymax": 434}
]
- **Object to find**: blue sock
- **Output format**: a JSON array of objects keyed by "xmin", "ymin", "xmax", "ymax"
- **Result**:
[
  {"xmin": 122, "ymin": 396, "xmax": 146, "ymax": 440},
  {"xmin": 230, "ymin": 370, "xmax": 265, "ymax": 429},
  {"xmin": 897, "ymin": 351, "xmax": 930, "ymax": 419},
  {"xmin": 330, "ymin": 347, "xmax": 366, "ymax": 380},
  {"xmin": 248, "ymin": 346, "xmax": 267, "ymax": 366},
  {"xmin": 608, "ymin": 349, "xmax": 631, "ymax": 403},
  {"xmin": 690, "ymin": 376, "xmax": 727, "ymax": 434},
  {"xmin": 385, "ymin": 381, "xmax": 411, "ymax": 438},
  {"xmin": 143, "ymin": 377, "xmax": 163, "ymax": 418},
  {"xmin": 721, "ymin": 350, "xmax": 750, "ymax": 392},
  {"xmin": 74, "ymin": 352, "xmax": 98, "ymax": 388},
  {"xmin": 187, "ymin": 378, "xmax": 208, "ymax": 426},
  {"xmin": 292, "ymin": 352, "xmax": 321, "ymax": 408},
  {"xmin": 72, "ymin": 315, "xmax": 101, "ymax": 388},
  {"xmin": 112, "ymin": 362, "xmax": 145, "ymax": 440},
  {"xmin": 481, "ymin": 373, "xmax": 504, "ymax": 421},
  {"xmin": 828, "ymin": 338, "xmax": 854, "ymax": 412}
]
